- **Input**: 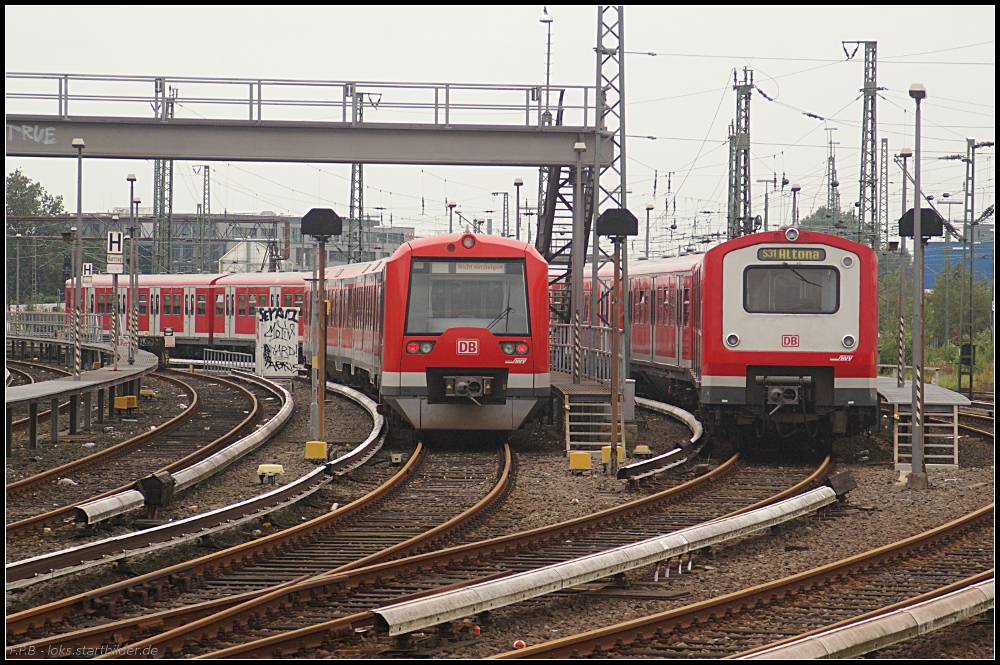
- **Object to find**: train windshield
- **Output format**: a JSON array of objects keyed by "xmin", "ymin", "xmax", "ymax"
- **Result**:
[
  {"xmin": 743, "ymin": 266, "xmax": 839, "ymax": 314},
  {"xmin": 406, "ymin": 259, "xmax": 530, "ymax": 335}
]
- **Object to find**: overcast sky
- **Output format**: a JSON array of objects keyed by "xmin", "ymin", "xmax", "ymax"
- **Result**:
[{"xmin": 5, "ymin": 5, "xmax": 995, "ymax": 254}]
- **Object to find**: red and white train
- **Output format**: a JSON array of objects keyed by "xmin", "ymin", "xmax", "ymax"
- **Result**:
[
  {"xmin": 581, "ymin": 227, "xmax": 879, "ymax": 438},
  {"xmin": 73, "ymin": 233, "xmax": 551, "ymax": 432}
]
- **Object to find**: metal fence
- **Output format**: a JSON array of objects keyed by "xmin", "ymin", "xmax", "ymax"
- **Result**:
[
  {"xmin": 6, "ymin": 73, "xmax": 597, "ymax": 129},
  {"xmin": 550, "ymin": 323, "xmax": 626, "ymax": 386},
  {"xmin": 5, "ymin": 311, "xmax": 108, "ymax": 343},
  {"xmin": 203, "ymin": 349, "xmax": 255, "ymax": 375}
]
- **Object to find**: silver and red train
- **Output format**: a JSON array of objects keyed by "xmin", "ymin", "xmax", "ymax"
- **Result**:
[
  {"xmin": 577, "ymin": 227, "xmax": 879, "ymax": 438},
  {"xmin": 73, "ymin": 233, "xmax": 551, "ymax": 432}
]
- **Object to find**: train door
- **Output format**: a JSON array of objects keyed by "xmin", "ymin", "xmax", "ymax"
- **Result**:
[
  {"xmin": 679, "ymin": 275, "xmax": 692, "ymax": 368},
  {"xmin": 148, "ymin": 288, "xmax": 159, "ymax": 335},
  {"xmin": 194, "ymin": 287, "xmax": 211, "ymax": 338},
  {"xmin": 341, "ymin": 285, "xmax": 353, "ymax": 358},
  {"xmin": 652, "ymin": 277, "xmax": 673, "ymax": 366},
  {"xmin": 222, "ymin": 285, "xmax": 236, "ymax": 340},
  {"xmin": 136, "ymin": 288, "xmax": 149, "ymax": 335},
  {"xmin": 183, "ymin": 286, "xmax": 196, "ymax": 338},
  {"xmin": 631, "ymin": 277, "xmax": 652, "ymax": 362}
]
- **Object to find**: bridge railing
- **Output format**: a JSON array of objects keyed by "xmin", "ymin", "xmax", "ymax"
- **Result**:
[
  {"xmin": 6, "ymin": 73, "xmax": 596, "ymax": 129},
  {"xmin": 550, "ymin": 322, "xmax": 626, "ymax": 386},
  {"xmin": 5, "ymin": 311, "xmax": 108, "ymax": 343},
  {"xmin": 203, "ymin": 349, "xmax": 255, "ymax": 376}
]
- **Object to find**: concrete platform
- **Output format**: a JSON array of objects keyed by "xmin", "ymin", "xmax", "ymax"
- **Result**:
[{"xmin": 877, "ymin": 377, "xmax": 972, "ymax": 408}]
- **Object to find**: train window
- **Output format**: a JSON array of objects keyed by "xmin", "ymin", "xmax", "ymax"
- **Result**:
[
  {"xmin": 294, "ymin": 293, "xmax": 303, "ymax": 314},
  {"xmin": 405, "ymin": 259, "xmax": 530, "ymax": 335},
  {"xmin": 249, "ymin": 294, "xmax": 257, "ymax": 316},
  {"xmin": 283, "ymin": 293, "xmax": 292, "ymax": 308},
  {"xmin": 216, "ymin": 294, "xmax": 224, "ymax": 316},
  {"xmin": 97, "ymin": 294, "xmax": 105, "ymax": 314},
  {"xmin": 682, "ymin": 287, "xmax": 690, "ymax": 327},
  {"xmin": 138, "ymin": 294, "xmax": 147, "ymax": 315},
  {"xmin": 172, "ymin": 294, "xmax": 182, "ymax": 316},
  {"xmin": 238, "ymin": 294, "xmax": 247, "ymax": 316},
  {"xmin": 743, "ymin": 266, "xmax": 839, "ymax": 314},
  {"xmin": 153, "ymin": 294, "xmax": 159, "ymax": 315},
  {"xmin": 197, "ymin": 294, "xmax": 206, "ymax": 316}
]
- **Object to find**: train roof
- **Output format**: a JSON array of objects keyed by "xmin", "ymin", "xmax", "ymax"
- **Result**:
[{"xmin": 73, "ymin": 272, "xmax": 309, "ymax": 288}]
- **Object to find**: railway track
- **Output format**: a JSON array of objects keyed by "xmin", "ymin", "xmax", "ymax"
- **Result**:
[
  {"xmin": 100, "ymin": 453, "xmax": 831, "ymax": 658},
  {"xmin": 5, "ymin": 441, "xmax": 513, "ymax": 654},
  {"xmin": 4, "ymin": 372, "xmax": 261, "ymax": 544},
  {"xmin": 499, "ymin": 504, "xmax": 993, "ymax": 659},
  {"xmin": 6, "ymin": 365, "xmax": 34, "ymax": 387}
]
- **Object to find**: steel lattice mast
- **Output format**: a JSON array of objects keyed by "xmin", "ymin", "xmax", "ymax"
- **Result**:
[
  {"xmin": 590, "ymin": 5, "xmax": 626, "ymax": 326},
  {"xmin": 845, "ymin": 41, "xmax": 880, "ymax": 250},
  {"xmin": 727, "ymin": 68, "xmax": 753, "ymax": 239},
  {"xmin": 152, "ymin": 78, "xmax": 176, "ymax": 273},
  {"xmin": 348, "ymin": 86, "xmax": 364, "ymax": 263}
]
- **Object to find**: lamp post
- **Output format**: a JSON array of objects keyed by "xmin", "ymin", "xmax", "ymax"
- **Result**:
[
  {"xmin": 514, "ymin": 179, "xmax": 523, "ymax": 240},
  {"xmin": 71, "ymin": 138, "xmax": 85, "ymax": 380},
  {"xmin": 129, "ymin": 189, "xmax": 140, "ymax": 365},
  {"xmin": 897, "ymin": 148, "xmax": 912, "ymax": 388},
  {"xmin": 571, "ymin": 142, "xmax": 587, "ymax": 384},
  {"xmin": 14, "ymin": 233, "xmax": 22, "ymax": 329},
  {"xmin": 447, "ymin": 200, "xmax": 456, "ymax": 234},
  {"xmin": 908, "ymin": 83, "xmax": 928, "ymax": 491},
  {"xmin": 644, "ymin": 203, "xmax": 654, "ymax": 259},
  {"xmin": 790, "ymin": 183, "xmax": 802, "ymax": 226}
]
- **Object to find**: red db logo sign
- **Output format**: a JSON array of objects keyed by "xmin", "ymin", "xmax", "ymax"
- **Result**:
[
  {"xmin": 457, "ymin": 339, "xmax": 479, "ymax": 355},
  {"xmin": 781, "ymin": 335, "xmax": 800, "ymax": 348}
]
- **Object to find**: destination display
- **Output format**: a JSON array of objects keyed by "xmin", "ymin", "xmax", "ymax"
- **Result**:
[{"xmin": 757, "ymin": 247, "xmax": 826, "ymax": 262}]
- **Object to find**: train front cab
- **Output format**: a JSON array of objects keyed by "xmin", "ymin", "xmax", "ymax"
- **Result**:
[
  {"xmin": 379, "ymin": 236, "xmax": 550, "ymax": 432},
  {"xmin": 700, "ymin": 230, "xmax": 878, "ymax": 438}
]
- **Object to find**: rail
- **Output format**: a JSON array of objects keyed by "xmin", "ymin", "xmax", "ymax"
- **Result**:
[
  {"xmin": 203, "ymin": 348, "xmax": 255, "ymax": 375},
  {"xmin": 6, "ymin": 73, "xmax": 596, "ymax": 129},
  {"xmin": 877, "ymin": 363, "xmax": 940, "ymax": 385},
  {"xmin": 5, "ymin": 311, "xmax": 107, "ymax": 343},
  {"xmin": 550, "ymin": 322, "xmax": 625, "ymax": 386}
]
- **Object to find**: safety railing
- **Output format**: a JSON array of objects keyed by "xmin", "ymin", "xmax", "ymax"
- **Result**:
[
  {"xmin": 550, "ymin": 322, "xmax": 626, "ymax": 386},
  {"xmin": 5, "ymin": 311, "xmax": 108, "ymax": 343},
  {"xmin": 877, "ymin": 364, "xmax": 941, "ymax": 385},
  {"xmin": 203, "ymin": 349, "xmax": 255, "ymax": 375},
  {"xmin": 6, "ymin": 73, "xmax": 596, "ymax": 129}
]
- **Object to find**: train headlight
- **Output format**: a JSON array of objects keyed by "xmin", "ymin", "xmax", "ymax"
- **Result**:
[
  {"xmin": 500, "ymin": 342, "xmax": 529, "ymax": 355},
  {"xmin": 462, "ymin": 235, "xmax": 476, "ymax": 249},
  {"xmin": 784, "ymin": 227, "xmax": 800, "ymax": 242},
  {"xmin": 841, "ymin": 255, "xmax": 854, "ymax": 268},
  {"xmin": 842, "ymin": 334, "xmax": 856, "ymax": 349},
  {"xmin": 726, "ymin": 333, "xmax": 740, "ymax": 347},
  {"xmin": 420, "ymin": 341, "xmax": 435, "ymax": 354}
]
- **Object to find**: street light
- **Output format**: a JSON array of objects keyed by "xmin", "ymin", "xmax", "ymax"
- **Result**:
[
  {"xmin": 71, "ymin": 138, "xmax": 85, "ymax": 380},
  {"xmin": 790, "ymin": 183, "xmax": 802, "ymax": 226},
  {"xmin": 514, "ymin": 179, "xmax": 523, "ymax": 240},
  {"xmin": 447, "ymin": 201, "xmax": 457, "ymax": 234},
  {"xmin": 908, "ymin": 82, "xmax": 928, "ymax": 490},
  {"xmin": 129, "ymin": 189, "xmax": 140, "ymax": 366}
]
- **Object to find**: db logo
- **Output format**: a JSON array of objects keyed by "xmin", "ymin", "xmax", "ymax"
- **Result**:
[
  {"xmin": 781, "ymin": 335, "xmax": 800, "ymax": 348},
  {"xmin": 457, "ymin": 339, "xmax": 479, "ymax": 355}
]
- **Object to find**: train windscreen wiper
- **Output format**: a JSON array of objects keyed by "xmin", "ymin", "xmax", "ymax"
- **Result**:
[{"xmin": 486, "ymin": 307, "xmax": 513, "ymax": 331}]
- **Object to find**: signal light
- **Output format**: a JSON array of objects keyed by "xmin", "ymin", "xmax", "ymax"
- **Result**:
[
  {"xmin": 515, "ymin": 342, "xmax": 529, "ymax": 354},
  {"xmin": 406, "ymin": 341, "xmax": 419, "ymax": 354}
]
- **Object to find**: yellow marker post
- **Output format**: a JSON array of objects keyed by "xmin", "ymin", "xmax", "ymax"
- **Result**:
[{"xmin": 305, "ymin": 440, "xmax": 328, "ymax": 460}]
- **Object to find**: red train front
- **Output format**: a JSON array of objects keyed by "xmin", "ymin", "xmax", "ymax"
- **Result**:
[
  {"xmin": 622, "ymin": 228, "xmax": 879, "ymax": 441},
  {"xmin": 319, "ymin": 233, "xmax": 551, "ymax": 431}
]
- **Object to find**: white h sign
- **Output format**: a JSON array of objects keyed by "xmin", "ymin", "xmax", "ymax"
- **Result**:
[{"xmin": 107, "ymin": 231, "xmax": 124, "ymax": 254}]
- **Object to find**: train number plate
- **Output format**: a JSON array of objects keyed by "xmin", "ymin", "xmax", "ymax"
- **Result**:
[
  {"xmin": 457, "ymin": 339, "xmax": 479, "ymax": 355},
  {"xmin": 781, "ymin": 335, "xmax": 800, "ymax": 348}
]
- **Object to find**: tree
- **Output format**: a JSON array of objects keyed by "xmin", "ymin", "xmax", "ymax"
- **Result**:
[
  {"xmin": 6, "ymin": 169, "xmax": 64, "ymax": 217},
  {"xmin": 6, "ymin": 170, "xmax": 67, "ymax": 305}
]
